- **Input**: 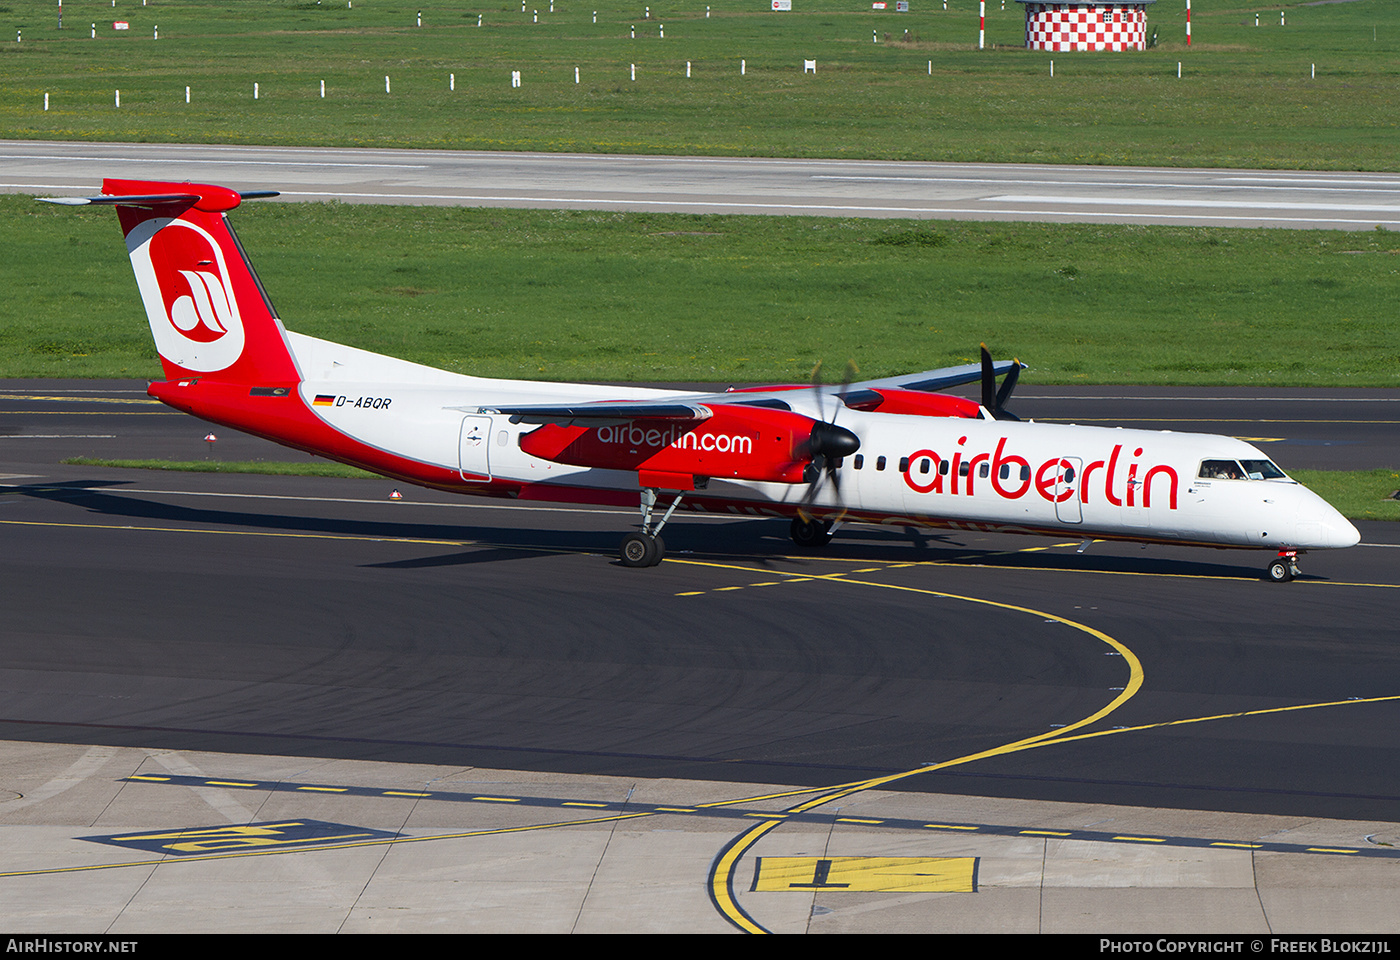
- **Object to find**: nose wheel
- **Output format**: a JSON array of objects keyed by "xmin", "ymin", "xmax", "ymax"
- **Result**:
[{"xmin": 1266, "ymin": 550, "xmax": 1301, "ymax": 583}]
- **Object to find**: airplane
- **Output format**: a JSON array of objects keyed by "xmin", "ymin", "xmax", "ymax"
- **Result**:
[{"xmin": 41, "ymin": 178, "xmax": 1360, "ymax": 582}]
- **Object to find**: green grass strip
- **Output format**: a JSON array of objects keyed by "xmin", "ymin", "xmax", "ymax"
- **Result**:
[
  {"xmin": 2, "ymin": 0, "xmax": 1399, "ymax": 170},
  {"xmin": 62, "ymin": 457, "xmax": 378, "ymax": 479},
  {"xmin": 8, "ymin": 197, "xmax": 1400, "ymax": 386},
  {"xmin": 1289, "ymin": 469, "xmax": 1400, "ymax": 523}
]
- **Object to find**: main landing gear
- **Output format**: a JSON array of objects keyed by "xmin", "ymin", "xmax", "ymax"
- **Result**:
[
  {"xmin": 620, "ymin": 488, "xmax": 683, "ymax": 568},
  {"xmin": 1266, "ymin": 549, "xmax": 1302, "ymax": 583},
  {"xmin": 789, "ymin": 516, "xmax": 834, "ymax": 548}
]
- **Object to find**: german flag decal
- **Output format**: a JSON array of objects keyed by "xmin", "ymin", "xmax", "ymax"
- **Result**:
[{"xmin": 313, "ymin": 394, "xmax": 336, "ymax": 407}]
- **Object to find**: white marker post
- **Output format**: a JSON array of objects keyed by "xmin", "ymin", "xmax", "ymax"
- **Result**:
[
  {"xmin": 185, "ymin": 85, "xmax": 190, "ymax": 102},
  {"xmin": 254, "ymin": 83, "xmax": 259, "ymax": 100},
  {"xmin": 593, "ymin": 11, "xmax": 597, "ymax": 23},
  {"xmin": 979, "ymin": 1, "xmax": 985, "ymax": 49},
  {"xmin": 417, "ymin": 10, "xmax": 421, "ymax": 27},
  {"xmin": 44, "ymin": 92, "xmax": 49, "ymax": 111},
  {"xmin": 478, "ymin": 14, "xmax": 482, "ymax": 26},
  {"xmin": 631, "ymin": 63, "xmax": 636, "ymax": 80},
  {"xmin": 1049, "ymin": 60, "xmax": 1054, "ymax": 77},
  {"xmin": 450, "ymin": 73, "xmax": 455, "ymax": 91},
  {"xmin": 575, "ymin": 66, "xmax": 580, "ymax": 84},
  {"xmin": 91, "ymin": 22, "xmax": 95, "ymax": 38},
  {"xmin": 385, "ymin": 75, "xmax": 391, "ymax": 94},
  {"xmin": 320, "ymin": 79, "xmax": 326, "ymax": 97},
  {"xmin": 659, "ymin": 24, "xmax": 664, "ymax": 38},
  {"xmin": 741, "ymin": 59, "xmax": 746, "ymax": 75},
  {"xmin": 1177, "ymin": 61, "xmax": 1181, "ymax": 78},
  {"xmin": 115, "ymin": 89, "xmax": 120, "ymax": 107},
  {"xmin": 686, "ymin": 60, "xmax": 691, "ymax": 77}
]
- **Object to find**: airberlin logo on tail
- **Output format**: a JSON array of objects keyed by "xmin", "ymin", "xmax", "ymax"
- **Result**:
[
  {"xmin": 170, "ymin": 268, "xmax": 235, "ymax": 343},
  {"xmin": 127, "ymin": 216, "xmax": 247, "ymax": 372}
]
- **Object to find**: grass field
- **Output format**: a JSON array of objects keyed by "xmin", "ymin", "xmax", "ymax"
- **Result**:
[
  {"xmin": 2, "ymin": 0, "xmax": 1399, "ymax": 168},
  {"xmin": 7, "ymin": 193, "xmax": 1399, "ymax": 385},
  {"xmin": 1291, "ymin": 468, "xmax": 1400, "ymax": 522}
]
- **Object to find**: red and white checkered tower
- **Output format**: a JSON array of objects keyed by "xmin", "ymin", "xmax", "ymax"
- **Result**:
[{"xmin": 1017, "ymin": 1, "xmax": 1155, "ymax": 52}]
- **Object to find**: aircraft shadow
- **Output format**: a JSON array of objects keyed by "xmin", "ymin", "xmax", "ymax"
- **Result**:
[{"xmin": 13, "ymin": 478, "xmax": 1277, "ymax": 581}]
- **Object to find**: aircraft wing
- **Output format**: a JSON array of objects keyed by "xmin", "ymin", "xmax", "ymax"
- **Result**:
[
  {"xmin": 677, "ymin": 358, "xmax": 1025, "ymax": 410},
  {"xmin": 457, "ymin": 401, "xmax": 714, "ymax": 426},
  {"xmin": 454, "ymin": 359, "xmax": 1024, "ymax": 423}
]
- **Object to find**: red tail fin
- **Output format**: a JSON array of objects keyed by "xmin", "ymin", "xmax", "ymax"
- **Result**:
[{"xmin": 106, "ymin": 178, "xmax": 300, "ymax": 385}]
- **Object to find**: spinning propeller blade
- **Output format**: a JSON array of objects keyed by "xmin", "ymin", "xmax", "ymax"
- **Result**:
[{"xmin": 980, "ymin": 343, "xmax": 1023, "ymax": 422}]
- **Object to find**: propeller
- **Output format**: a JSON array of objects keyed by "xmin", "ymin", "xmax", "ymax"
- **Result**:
[
  {"xmin": 799, "ymin": 360, "xmax": 861, "ymax": 517},
  {"xmin": 980, "ymin": 343, "xmax": 1023, "ymax": 421}
]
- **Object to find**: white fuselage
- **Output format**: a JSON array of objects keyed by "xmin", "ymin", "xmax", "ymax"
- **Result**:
[{"xmin": 287, "ymin": 333, "xmax": 1360, "ymax": 553}]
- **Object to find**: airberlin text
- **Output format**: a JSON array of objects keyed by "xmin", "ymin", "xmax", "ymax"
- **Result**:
[
  {"xmin": 594, "ymin": 423, "xmax": 753, "ymax": 455},
  {"xmin": 904, "ymin": 437, "xmax": 1178, "ymax": 510}
]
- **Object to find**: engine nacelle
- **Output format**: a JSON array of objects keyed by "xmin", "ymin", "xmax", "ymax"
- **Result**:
[
  {"xmin": 862, "ymin": 389, "xmax": 980, "ymax": 418},
  {"xmin": 519, "ymin": 403, "xmax": 832, "ymax": 485}
]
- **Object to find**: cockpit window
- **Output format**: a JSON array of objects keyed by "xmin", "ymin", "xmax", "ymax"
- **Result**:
[
  {"xmin": 1240, "ymin": 459, "xmax": 1287, "ymax": 480},
  {"xmin": 1199, "ymin": 459, "xmax": 1289, "ymax": 481},
  {"xmin": 1198, "ymin": 460, "xmax": 1245, "ymax": 480}
]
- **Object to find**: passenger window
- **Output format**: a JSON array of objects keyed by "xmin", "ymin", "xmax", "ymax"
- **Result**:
[
  {"xmin": 899, "ymin": 456, "xmax": 910, "ymax": 473},
  {"xmin": 958, "ymin": 461, "xmax": 970, "ymax": 477},
  {"xmin": 920, "ymin": 458, "xmax": 931, "ymax": 474},
  {"xmin": 1021, "ymin": 465, "xmax": 1030, "ymax": 482},
  {"xmin": 978, "ymin": 463, "xmax": 989, "ymax": 479},
  {"xmin": 876, "ymin": 456, "xmax": 886, "ymax": 471},
  {"xmin": 1063, "ymin": 466, "xmax": 1075, "ymax": 483},
  {"xmin": 939, "ymin": 460, "xmax": 950, "ymax": 476},
  {"xmin": 854, "ymin": 454, "xmax": 864, "ymax": 470},
  {"xmin": 999, "ymin": 464, "xmax": 1009, "ymax": 480}
]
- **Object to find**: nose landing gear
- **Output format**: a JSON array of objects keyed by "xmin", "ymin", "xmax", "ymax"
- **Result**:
[{"xmin": 1266, "ymin": 549, "xmax": 1301, "ymax": 583}]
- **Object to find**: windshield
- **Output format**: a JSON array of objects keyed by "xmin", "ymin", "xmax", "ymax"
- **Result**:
[
  {"xmin": 1240, "ymin": 459, "xmax": 1288, "ymax": 480},
  {"xmin": 1198, "ymin": 459, "xmax": 1289, "ymax": 481}
]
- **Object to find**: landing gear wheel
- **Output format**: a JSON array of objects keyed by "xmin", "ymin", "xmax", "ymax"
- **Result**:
[
  {"xmin": 1266, "ymin": 559, "xmax": 1294, "ymax": 583},
  {"xmin": 790, "ymin": 517, "xmax": 833, "ymax": 549},
  {"xmin": 620, "ymin": 532, "xmax": 664, "ymax": 568}
]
